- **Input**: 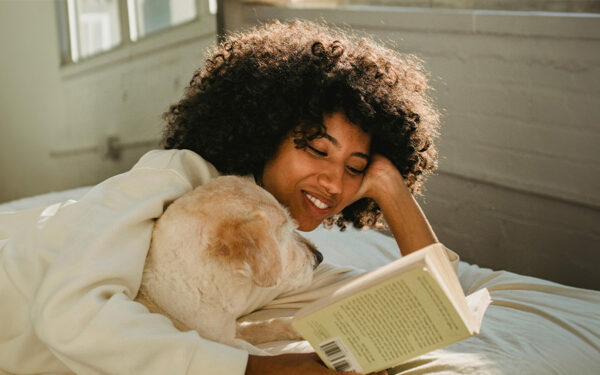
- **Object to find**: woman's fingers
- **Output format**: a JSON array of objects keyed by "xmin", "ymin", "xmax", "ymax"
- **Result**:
[{"xmin": 352, "ymin": 154, "xmax": 403, "ymax": 203}]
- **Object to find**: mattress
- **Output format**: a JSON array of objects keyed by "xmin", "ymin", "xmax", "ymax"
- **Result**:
[{"xmin": 1, "ymin": 187, "xmax": 598, "ymax": 374}]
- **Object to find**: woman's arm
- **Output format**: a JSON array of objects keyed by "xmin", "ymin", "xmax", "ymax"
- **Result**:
[
  {"xmin": 246, "ymin": 353, "xmax": 387, "ymax": 375},
  {"xmin": 355, "ymin": 155, "xmax": 438, "ymax": 256}
]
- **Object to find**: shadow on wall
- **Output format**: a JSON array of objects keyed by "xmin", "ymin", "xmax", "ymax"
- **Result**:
[{"xmin": 419, "ymin": 172, "xmax": 600, "ymax": 290}]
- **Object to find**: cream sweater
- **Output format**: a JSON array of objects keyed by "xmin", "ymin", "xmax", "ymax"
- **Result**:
[{"xmin": 0, "ymin": 150, "xmax": 249, "ymax": 374}]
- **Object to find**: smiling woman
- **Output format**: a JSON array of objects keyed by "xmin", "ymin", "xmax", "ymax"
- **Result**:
[{"xmin": 162, "ymin": 19, "xmax": 441, "ymax": 230}]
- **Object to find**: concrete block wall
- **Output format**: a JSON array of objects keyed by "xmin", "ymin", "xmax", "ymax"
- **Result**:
[{"xmin": 226, "ymin": 5, "xmax": 600, "ymax": 289}]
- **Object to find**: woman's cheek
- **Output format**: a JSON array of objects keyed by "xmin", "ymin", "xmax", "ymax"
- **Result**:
[
  {"xmin": 339, "ymin": 179, "xmax": 361, "ymax": 211},
  {"xmin": 349, "ymin": 175, "xmax": 364, "ymax": 195}
]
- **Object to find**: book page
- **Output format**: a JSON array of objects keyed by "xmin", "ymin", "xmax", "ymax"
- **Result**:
[
  {"xmin": 465, "ymin": 288, "xmax": 492, "ymax": 331},
  {"xmin": 425, "ymin": 247, "xmax": 474, "ymax": 327},
  {"xmin": 293, "ymin": 267, "xmax": 473, "ymax": 373}
]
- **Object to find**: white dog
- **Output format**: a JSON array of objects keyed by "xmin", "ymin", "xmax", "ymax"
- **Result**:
[{"xmin": 135, "ymin": 176, "xmax": 322, "ymax": 354}]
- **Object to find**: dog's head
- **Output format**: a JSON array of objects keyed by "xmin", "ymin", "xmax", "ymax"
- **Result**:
[
  {"xmin": 149, "ymin": 176, "xmax": 322, "ymax": 294},
  {"xmin": 141, "ymin": 176, "xmax": 322, "ymax": 334},
  {"xmin": 206, "ymin": 177, "xmax": 322, "ymax": 290}
]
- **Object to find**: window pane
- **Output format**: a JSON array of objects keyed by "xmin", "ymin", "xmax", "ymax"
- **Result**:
[
  {"xmin": 208, "ymin": 0, "xmax": 217, "ymax": 15},
  {"xmin": 128, "ymin": 0, "xmax": 197, "ymax": 41},
  {"xmin": 68, "ymin": 0, "xmax": 121, "ymax": 62}
]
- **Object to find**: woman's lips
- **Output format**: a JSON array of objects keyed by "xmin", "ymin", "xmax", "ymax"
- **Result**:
[
  {"xmin": 302, "ymin": 190, "xmax": 333, "ymax": 217},
  {"xmin": 305, "ymin": 192, "xmax": 329, "ymax": 209}
]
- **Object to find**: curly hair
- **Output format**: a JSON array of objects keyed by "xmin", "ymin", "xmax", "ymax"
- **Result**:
[{"xmin": 162, "ymin": 19, "xmax": 440, "ymax": 230}]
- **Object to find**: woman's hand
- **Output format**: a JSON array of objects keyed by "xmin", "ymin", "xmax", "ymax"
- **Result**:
[
  {"xmin": 352, "ymin": 154, "xmax": 438, "ymax": 256},
  {"xmin": 245, "ymin": 353, "xmax": 387, "ymax": 375},
  {"xmin": 351, "ymin": 154, "xmax": 407, "ymax": 204}
]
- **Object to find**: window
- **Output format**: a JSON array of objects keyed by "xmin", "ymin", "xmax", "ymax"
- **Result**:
[
  {"xmin": 59, "ymin": 0, "xmax": 216, "ymax": 64},
  {"xmin": 67, "ymin": 0, "xmax": 121, "ymax": 62},
  {"xmin": 127, "ymin": 0, "xmax": 197, "ymax": 41}
]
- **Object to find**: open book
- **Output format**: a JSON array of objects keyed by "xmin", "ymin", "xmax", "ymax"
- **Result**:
[{"xmin": 291, "ymin": 243, "xmax": 491, "ymax": 374}]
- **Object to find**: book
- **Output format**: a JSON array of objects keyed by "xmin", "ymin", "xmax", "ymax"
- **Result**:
[{"xmin": 291, "ymin": 243, "xmax": 491, "ymax": 374}]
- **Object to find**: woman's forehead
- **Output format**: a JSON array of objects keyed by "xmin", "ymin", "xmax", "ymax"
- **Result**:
[{"xmin": 321, "ymin": 112, "xmax": 371, "ymax": 151}]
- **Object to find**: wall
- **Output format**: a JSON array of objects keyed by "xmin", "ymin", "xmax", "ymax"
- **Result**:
[
  {"xmin": 0, "ymin": 1, "xmax": 65, "ymax": 201},
  {"xmin": 1, "ymin": 2, "xmax": 599, "ymax": 289},
  {"xmin": 0, "ymin": 1, "xmax": 217, "ymax": 203},
  {"xmin": 224, "ymin": 4, "xmax": 600, "ymax": 289},
  {"xmin": 340, "ymin": 0, "xmax": 600, "ymax": 13}
]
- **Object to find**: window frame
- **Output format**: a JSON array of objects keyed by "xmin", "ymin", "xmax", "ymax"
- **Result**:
[{"xmin": 56, "ymin": 0, "xmax": 216, "ymax": 77}]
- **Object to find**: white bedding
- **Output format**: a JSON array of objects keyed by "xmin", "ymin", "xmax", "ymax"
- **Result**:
[{"xmin": 1, "ymin": 188, "xmax": 599, "ymax": 374}]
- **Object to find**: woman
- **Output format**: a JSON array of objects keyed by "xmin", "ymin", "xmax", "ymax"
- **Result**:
[
  {"xmin": 162, "ymin": 19, "xmax": 440, "ymax": 254},
  {"xmin": 0, "ymin": 20, "xmax": 440, "ymax": 375}
]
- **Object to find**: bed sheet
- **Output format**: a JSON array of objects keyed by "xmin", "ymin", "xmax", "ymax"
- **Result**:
[
  {"xmin": 0, "ymin": 187, "xmax": 91, "ymax": 213},
  {"xmin": 1, "ymin": 187, "xmax": 599, "ymax": 374},
  {"xmin": 301, "ymin": 228, "xmax": 600, "ymax": 374}
]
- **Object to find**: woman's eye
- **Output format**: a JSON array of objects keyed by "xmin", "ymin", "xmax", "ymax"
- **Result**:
[
  {"xmin": 347, "ymin": 166, "xmax": 366, "ymax": 175},
  {"xmin": 307, "ymin": 145, "xmax": 327, "ymax": 157}
]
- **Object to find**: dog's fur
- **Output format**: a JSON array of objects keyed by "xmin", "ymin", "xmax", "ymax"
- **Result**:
[{"xmin": 135, "ymin": 176, "xmax": 321, "ymax": 353}]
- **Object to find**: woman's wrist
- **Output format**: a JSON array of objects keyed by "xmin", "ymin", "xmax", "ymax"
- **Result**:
[
  {"xmin": 245, "ymin": 355, "xmax": 262, "ymax": 374},
  {"xmin": 369, "ymin": 166, "xmax": 437, "ymax": 254},
  {"xmin": 245, "ymin": 353, "xmax": 347, "ymax": 375}
]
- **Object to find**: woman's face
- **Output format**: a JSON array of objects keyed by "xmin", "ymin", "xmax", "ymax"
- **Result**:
[{"xmin": 261, "ymin": 112, "xmax": 371, "ymax": 231}]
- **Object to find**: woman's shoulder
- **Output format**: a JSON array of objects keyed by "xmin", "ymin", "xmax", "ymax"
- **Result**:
[
  {"xmin": 133, "ymin": 149, "xmax": 209, "ymax": 169},
  {"xmin": 132, "ymin": 149, "xmax": 221, "ymax": 187}
]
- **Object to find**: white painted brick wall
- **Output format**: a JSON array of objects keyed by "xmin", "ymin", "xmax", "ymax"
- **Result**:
[{"xmin": 241, "ymin": 6, "xmax": 600, "ymax": 208}]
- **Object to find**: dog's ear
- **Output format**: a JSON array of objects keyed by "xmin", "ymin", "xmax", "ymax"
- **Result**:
[
  {"xmin": 241, "ymin": 215, "xmax": 283, "ymax": 288},
  {"xmin": 213, "ymin": 213, "xmax": 283, "ymax": 288}
]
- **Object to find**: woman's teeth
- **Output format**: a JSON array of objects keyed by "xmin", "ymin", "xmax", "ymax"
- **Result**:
[{"xmin": 305, "ymin": 192, "xmax": 329, "ymax": 210}]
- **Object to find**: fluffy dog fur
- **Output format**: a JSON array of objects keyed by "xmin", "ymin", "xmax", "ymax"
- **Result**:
[{"xmin": 135, "ymin": 176, "xmax": 321, "ymax": 353}]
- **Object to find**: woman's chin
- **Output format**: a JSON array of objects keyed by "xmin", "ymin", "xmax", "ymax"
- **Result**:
[{"xmin": 295, "ymin": 220, "xmax": 321, "ymax": 232}]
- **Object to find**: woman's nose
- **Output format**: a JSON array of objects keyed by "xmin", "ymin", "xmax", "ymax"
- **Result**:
[{"xmin": 317, "ymin": 167, "xmax": 343, "ymax": 195}]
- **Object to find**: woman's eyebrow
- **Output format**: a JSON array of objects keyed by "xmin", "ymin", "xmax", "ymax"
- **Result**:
[
  {"xmin": 352, "ymin": 152, "xmax": 369, "ymax": 161},
  {"xmin": 323, "ymin": 133, "xmax": 369, "ymax": 160},
  {"xmin": 322, "ymin": 133, "xmax": 339, "ymax": 146}
]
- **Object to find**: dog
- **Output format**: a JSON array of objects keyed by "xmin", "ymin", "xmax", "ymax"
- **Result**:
[{"xmin": 135, "ymin": 176, "xmax": 322, "ymax": 354}]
